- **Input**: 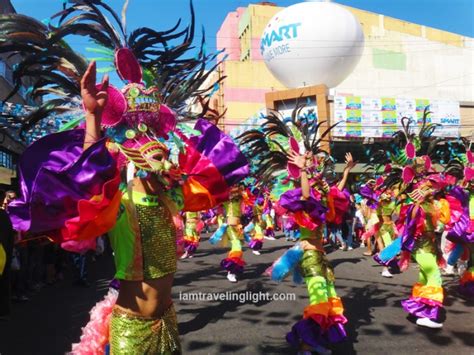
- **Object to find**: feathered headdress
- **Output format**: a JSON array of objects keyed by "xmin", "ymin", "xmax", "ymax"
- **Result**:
[
  {"xmin": 238, "ymin": 103, "xmax": 339, "ymax": 184},
  {"xmin": 366, "ymin": 108, "xmax": 446, "ymax": 195},
  {"xmin": 443, "ymin": 137, "xmax": 474, "ymax": 183},
  {"xmin": 0, "ymin": 0, "xmax": 224, "ymax": 139}
]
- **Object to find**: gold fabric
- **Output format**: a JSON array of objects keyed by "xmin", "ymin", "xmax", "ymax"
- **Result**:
[
  {"xmin": 299, "ymin": 249, "xmax": 335, "ymax": 282},
  {"xmin": 110, "ymin": 304, "xmax": 181, "ymax": 355},
  {"xmin": 136, "ymin": 204, "xmax": 177, "ymax": 280},
  {"xmin": 299, "ymin": 226, "xmax": 324, "ymax": 252}
]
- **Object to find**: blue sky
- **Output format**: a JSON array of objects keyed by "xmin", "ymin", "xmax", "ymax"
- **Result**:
[
  {"xmin": 11, "ymin": 0, "xmax": 474, "ymax": 46},
  {"xmin": 10, "ymin": 0, "xmax": 473, "ymax": 85}
]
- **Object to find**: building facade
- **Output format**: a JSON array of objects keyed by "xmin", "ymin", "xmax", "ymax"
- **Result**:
[
  {"xmin": 215, "ymin": 1, "xmax": 473, "ymax": 136},
  {"xmin": 0, "ymin": 0, "xmax": 30, "ymax": 188}
]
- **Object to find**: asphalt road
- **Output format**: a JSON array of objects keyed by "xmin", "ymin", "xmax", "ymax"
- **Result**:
[{"xmin": 0, "ymin": 234, "xmax": 472, "ymax": 355}]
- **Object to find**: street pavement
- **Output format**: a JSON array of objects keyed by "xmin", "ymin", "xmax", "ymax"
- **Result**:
[{"xmin": 0, "ymin": 234, "xmax": 472, "ymax": 355}]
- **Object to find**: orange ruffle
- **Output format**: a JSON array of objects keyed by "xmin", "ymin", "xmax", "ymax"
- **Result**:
[
  {"xmin": 228, "ymin": 250, "xmax": 243, "ymax": 259},
  {"xmin": 460, "ymin": 271, "xmax": 474, "ymax": 285},
  {"xmin": 412, "ymin": 283, "xmax": 444, "ymax": 303},
  {"xmin": 328, "ymin": 297, "xmax": 345, "ymax": 316},
  {"xmin": 294, "ymin": 211, "xmax": 319, "ymax": 230},
  {"xmin": 183, "ymin": 235, "xmax": 200, "ymax": 243},
  {"xmin": 182, "ymin": 177, "xmax": 216, "ymax": 212},
  {"xmin": 303, "ymin": 297, "xmax": 345, "ymax": 318},
  {"xmin": 62, "ymin": 171, "xmax": 122, "ymax": 241},
  {"xmin": 304, "ymin": 302, "xmax": 331, "ymax": 319}
]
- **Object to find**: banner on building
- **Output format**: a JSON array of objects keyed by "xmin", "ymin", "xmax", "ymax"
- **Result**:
[{"xmin": 332, "ymin": 96, "xmax": 460, "ymax": 138}]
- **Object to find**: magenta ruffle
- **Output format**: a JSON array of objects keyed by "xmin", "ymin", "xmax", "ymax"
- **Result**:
[
  {"xmin": 220, "ymin": 257, "xmax": 245, "ymax": 274},
  {"xmin": 459, "ymin": 282, "xmax": 474, "ymax": 299},
  {"xmin": 401, "ymin": 297, "xmax": 442, "ymax": 321},
  {"xmin": 248, "ymin": 239, "xmax": 263, "ymax": 251},
  {"xmin": 8, "ymin": 130, "xmax": 117, "ymax": 235},
  {"xmin": 286, "ymin": 317, "xmax": 347, "ymax": 349}
]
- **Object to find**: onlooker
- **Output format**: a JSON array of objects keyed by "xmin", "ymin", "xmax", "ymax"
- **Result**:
[
  {"xmin": 0, "ymin": 190, "xmax": 15, "ymax": 320},
  {"xmin": 353, "ymin": 201, "xmax": 366, "ymax": 244},
  {"xmin": 70, "ymin": 251, "xmax": 90, "ymax": 287}
]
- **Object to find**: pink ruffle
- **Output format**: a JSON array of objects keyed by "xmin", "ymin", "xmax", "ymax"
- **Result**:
[
  {"xmin": 328, "ymin": 187, "xmax": 350, "ymax": 225},
  {"xmin": 71, "ymin": 288, "xmax": 118, "ymax": 354}
]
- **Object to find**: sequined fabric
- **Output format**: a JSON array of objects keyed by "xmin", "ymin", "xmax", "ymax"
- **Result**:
[
  {"xmin": 421, "ymin": 201, "xmax": 436, "ymax": 232},
  {"xmin": 225, "ymin": 198, "xmax": 241, "ymax": 219},
  {"xmin": 300, "ymin": 250, "xmax": 335, "ymax": 282},
  {"xmin": 109, "ymin": 191, "xmax": 177, "ymax": 281},
  {"xmin": 136, "ymin": 203, "xmax": 177, "ymax": 280},
  {"xmin": 110, "ymin": 304, "xmax": 181, "ymax": 354}
]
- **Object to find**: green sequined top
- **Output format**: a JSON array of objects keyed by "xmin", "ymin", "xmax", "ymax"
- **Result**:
[
  {"xmin": 108, "ymin": 190, "xmax": 177, "ymax": 281},
  {"xmin": 377, "ymin": 200, "xmax": 396, "ymax": 217}
]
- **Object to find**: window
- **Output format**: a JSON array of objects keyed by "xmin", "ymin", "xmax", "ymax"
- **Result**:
[
  {"xmin": 0, "ymin": 60, "xmax": 6, "ymax": 77},
  {"xmin": 0, "ymin": 150, "xmax": 14, "ymax": 169}
]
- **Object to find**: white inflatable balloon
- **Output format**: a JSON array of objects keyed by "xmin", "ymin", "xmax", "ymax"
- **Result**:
[{"xmin": 261, "ymin": 1, "xmax": 364, "ymax": 89}]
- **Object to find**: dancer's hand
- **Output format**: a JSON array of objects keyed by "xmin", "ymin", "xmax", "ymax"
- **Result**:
[
  {"xmin": 81, "ymin": 61, "xmax": 109, "ymax": 119},
  {"xmin": 289, "ymin": 150, "xmax": 312, "ymax": 170},
  {"xmin": 344, "ymin": 152, "xmax": 356, "ymax": 171}
]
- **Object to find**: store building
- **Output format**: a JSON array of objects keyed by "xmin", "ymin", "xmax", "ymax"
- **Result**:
[{"xmin": 214, "ymin": 1, "xmax": 473, "ymax": 143}]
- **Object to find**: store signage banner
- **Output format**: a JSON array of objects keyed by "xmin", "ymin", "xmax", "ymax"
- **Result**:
[{"xmin": 333, "ymin": 96, "xmax": 460, "ymax": 138}]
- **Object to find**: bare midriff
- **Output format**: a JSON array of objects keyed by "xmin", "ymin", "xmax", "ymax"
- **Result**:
[
  {"xmin": 301, "ymin": 226, "xmax": 325, "ymax": 252},
  {"xmin": 116, "ymin": 274, "xmax": 174, "ymax": 318}
]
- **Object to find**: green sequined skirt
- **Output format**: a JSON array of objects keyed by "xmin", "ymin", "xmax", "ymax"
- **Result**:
[{"xmin": 110, "ymin": 304, "xmax": 181, "ymax": 355}]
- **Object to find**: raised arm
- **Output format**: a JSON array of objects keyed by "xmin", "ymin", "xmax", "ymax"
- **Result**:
[
  {"xmin": 80, "ymin": 61, "xmax": 109, "ymax": 150},
  {"xmin": 288, "ymin": 150, "xmax": 311, "ymax": 200},
  {"xmin": 337, "ymin": 152, "xmax": 356, "ymax": 191}
]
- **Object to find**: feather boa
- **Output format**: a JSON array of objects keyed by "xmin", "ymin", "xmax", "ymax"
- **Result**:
[
  {"xmin": 209, "ymin": 223, "xmax": 228, "ymax": 244},
  {"xmin": 266, "ymin": 243, "xmax": 304, "ymax": 282},
  {"xmin": 70, "ymin": 288, "xmax": 118, "ymax": 354}
]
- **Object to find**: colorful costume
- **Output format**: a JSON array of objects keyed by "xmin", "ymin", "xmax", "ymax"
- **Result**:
[
  {"xmin": 444, "ymin": 147, "xmax": 474, "ymax": 299},
  {"xmin": 1, "ymin": 2, "xmax": 249, "ymax": 352},
  {"xmin": 247, "ymin": 196, "xmax": 265, "ymax": 251},
  {"xmin": 181, "ymin": 211, "xmax": 201, "ymax": 256},
  {"xmin": 238, "ymin": 108, "xmax": 349, "ymax": 351},
  {"xmin": 210, "ymin": 190, "xmax": 246, "ymax": 275},
  {"xmin": 279, "ymin": 188, "xmax": 347, "ymax": 349},
  {"xmin": 367, "ymin": 111, "xmax": 450, "ymax": 327},
  {"xmin": 372, "ymin": 196, "xmax": 398, "ymax": 270}
]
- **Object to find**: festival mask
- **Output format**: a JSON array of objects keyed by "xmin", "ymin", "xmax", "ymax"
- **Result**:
[{"xmin": 117, "ymin": 139, "xmax": 170, "ymax": 172}]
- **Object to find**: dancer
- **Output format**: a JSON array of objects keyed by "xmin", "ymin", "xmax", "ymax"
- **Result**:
[
  {"xmin": 280, "ymin": 151, "xmax": 354, "ymax": 354},
  {"xmin": 239, "ymin": 109, "xmax": 353, "ymax": 354},
  {"xmin": 3, "ymin": 2, "xmax": 248, "ymax": 352},
  {"xmin": 373, "ymin": 190, "xmax": 398, "ymax": 278},
  {"xmin": 263, "ymin": 194, "xmax": 277, "ymax": 240},
  {"xmin": 368, "ymin": 111, "xmax": 448, "ymax": 329},
  {"xmin": 444, "ymin": 142, "xmax": 474, "ymax": 299},
  {"xmin": 247, "ymin": 193, "xmax": 266, "ymax": 255},
  {"xmin": 181, "ymin": 211, "xmax": 201, "ymax": 259},
  {"xmin": 210, "ymin": 185, "xmax": 246, "ymax": 282}
]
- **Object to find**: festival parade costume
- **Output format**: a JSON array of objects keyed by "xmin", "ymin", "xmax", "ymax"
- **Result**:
[
  {"xmin": 443, "ymin": 143, "xmax": 474, "ymax": 298},
  {"xmin": 278, "ymin": 186, "xmax": 348, "ymax": 350},
  {"xmin": 1, "ymin": 2, "xmax": 249, "ymax": 353},
  {"xmin": 242, "ymin": 189, "xmax": 267, "ymax": 252},
  {"xmin": 181, "ymin": 211, "xmax": 201, "ymax": 257},
  {"xmin": 367, "ymin": 112, "xmax": 457, "ymax": 327},
  {"xmin": 210, "ymin": 189, "xmax": 246, "ymax": 277},
  {"xmin": 238, "ymin": 108, "xmax": 350, "ymax": 351}
]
